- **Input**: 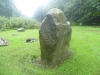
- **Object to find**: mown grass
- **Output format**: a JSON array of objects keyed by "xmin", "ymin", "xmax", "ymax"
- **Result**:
[{"xmin": 0, "ymin": 26, "xmax": 100, "ymax": 75}]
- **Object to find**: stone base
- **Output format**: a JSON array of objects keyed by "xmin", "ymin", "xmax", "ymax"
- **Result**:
[
  {"xmin": 35, "ymin": 49, "xmax": 73, "ymax": 68},
  {"xmin": 0, "ymin": 44, "xmax": 8, "ymax": 46},
  {"xmin": 51, "ymin": 49, "xmax": 73, "ymax": 66}
]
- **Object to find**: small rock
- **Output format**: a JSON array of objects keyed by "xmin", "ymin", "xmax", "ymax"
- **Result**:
[
  {"xmin": 12, "ymin": 34, "xmax": 18, "ymax": 36},
  {"xmin": 25, "ymin": 38, "xmax": 36, "ymax": 42},
  {"xmin": 0, "ymin": 37, "xmax": 8, "ymax": 46},
  {"xmin": 17, "ymin": 28, "xmax": 25, "ymax": 32}
]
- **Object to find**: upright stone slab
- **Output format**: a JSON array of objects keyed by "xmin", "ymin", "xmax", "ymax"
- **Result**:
[{"xmin": 39, "ymin": 8, "xmax": 72, "ymax": 65}]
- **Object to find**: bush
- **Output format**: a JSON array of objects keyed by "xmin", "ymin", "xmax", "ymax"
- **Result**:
[
  {"xmin": 0, "ymin": 16, "xmax": 40, "ymax": 30},
  {"xmin": 70, "ymin": 21, "xmax": 78, "ymax": 26},
  {"xmin": 1, "ymin": 27, "xmax": 6, "ymax": 31}
]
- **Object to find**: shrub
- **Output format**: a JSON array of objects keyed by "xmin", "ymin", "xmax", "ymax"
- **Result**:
[
  {"xmin": 70, "ymin": 21, "xmax": 79, "ymax": 26},
  {"xmin": 1, "ymin": 27, "xmax": 6, "ymax": 31},
  {"xmin": 0, "ymin": 16, "xmax": 40, "ymax": 30}
]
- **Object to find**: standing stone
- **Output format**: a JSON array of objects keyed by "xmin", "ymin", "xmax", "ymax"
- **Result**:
[{"xmin": 39, "ymin": 8, "xmax": 72, "ymax": 65}]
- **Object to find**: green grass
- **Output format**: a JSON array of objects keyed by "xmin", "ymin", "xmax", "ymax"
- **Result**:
[{"xmin": 0, "ymin": 26, "xmax": 100, "ymax": 75}]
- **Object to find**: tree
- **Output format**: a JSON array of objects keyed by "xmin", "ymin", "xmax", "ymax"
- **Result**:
[
  {"xmin": 33, "ymin": 5, "xmax": 44, "ymax": 22},
  {"xmin": 0, "ymin": 0, "xmax": 21, "ymax": 17},
  {"xmin": 42, "ymin": 0, "xmax": 100, "ymax": 25}
]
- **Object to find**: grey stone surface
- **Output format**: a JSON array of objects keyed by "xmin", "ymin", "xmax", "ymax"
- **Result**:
[
  {"xmin": 39, "ymin": 8, "xmax": 72, "ymax": 65},
  {"xmin": 26, "ymin": 38, "xmax": 36, "ymax": 42},
  {"xmin": 0, "ymin": 38, "xmax": 8, "ymax": 46},
  {"xmin": 12, "ymin": 34, "xmax": 18, "ymax": 36},
  {"xmin": 17, "ymin": 28, "xmax": 25, "ymax": 32}
]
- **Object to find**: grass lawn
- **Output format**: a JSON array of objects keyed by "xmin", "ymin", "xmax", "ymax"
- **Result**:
[{"xmin": 0, "ymin": 26, "xmax": 100, "ymax": 75}]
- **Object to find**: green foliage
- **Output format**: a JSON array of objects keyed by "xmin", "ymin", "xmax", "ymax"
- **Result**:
[
  {"xmin": 41, "ymin": 0, "xmax": 100, "ymax": 25},
  {"xmin": 0, "ymin": 0, "xmax": 21, "ymax": 17},
  {"xmin": 0, "ymin": 0, "xmax": 13, "ymax": 17},
  {"xmin": 0, "ymin": 25, "xmax": 7, "ymax": 31},
  {"xmin": 0, "ymin": 16, "xmax": 40, "ymax": 30},
  {"xmin": 33, "ymin": 5, "xmax": 45, "ymax": 22}
]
